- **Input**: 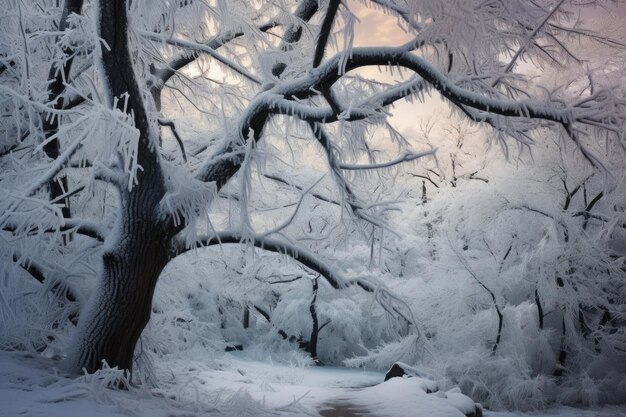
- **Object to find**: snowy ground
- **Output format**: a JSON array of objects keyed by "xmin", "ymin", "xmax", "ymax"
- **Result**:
[{"xmin": 1, "ymin": 350, "xmax": 625, "ymax": 417}]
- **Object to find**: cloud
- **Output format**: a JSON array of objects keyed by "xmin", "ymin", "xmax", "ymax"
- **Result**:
[{"xmin": 349, "ymin": 0, "xmax": 413, "ymax": 47}]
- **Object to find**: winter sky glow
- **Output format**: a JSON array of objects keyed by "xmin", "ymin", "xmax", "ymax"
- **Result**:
[{"xmin": 347, "ymin": 0, "xmax": 626, "ymax": 136}]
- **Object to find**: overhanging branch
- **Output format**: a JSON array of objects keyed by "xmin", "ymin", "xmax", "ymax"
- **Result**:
[
  {"xmin": 172, "ymin": 231, "xmax": 417, "ymax": 329},
  {"xmin": 175, "ymin": 231, "xmax": 346, "ymax": 289}
]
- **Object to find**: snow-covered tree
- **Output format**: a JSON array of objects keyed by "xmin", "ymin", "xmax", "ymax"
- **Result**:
[{"xmin": 1, "ymin": 0, "xmax": 624, "ymax": 393}]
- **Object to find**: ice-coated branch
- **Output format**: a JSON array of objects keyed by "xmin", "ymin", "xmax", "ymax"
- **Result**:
[
  {"xmin": 548, "ymin": 22, "xmax": 626, "ymax": 49},
  {"xmin": 3, "ymin": 218, "xmax": 106, "ymax": 241},
  {"xmin": 60, "ymin": 218, "xmax": 106, "ymax": 241},
  {"xmin": 11, "ymin": 251, "xmax": 78, "ymax": 304},
  {"xmin": 178, "ymin": 233, "xmax": 391, "ymax": 304},
  {"xmin": 174, "ymin": 231, "xmax": 348, "ymax": 289},
  {"xmin": 582, "ymin": 191, "xmax": 604, "ymax": 230},
  {"xmin": 262, "ymin": 44, "xmax": 621, "ymax": 133},
  {"xmin": 41, "ymin": 0, "xmax": 85, "ymax": 220},
  {"xmin": 25, "ymin": 116, "xmax": 93, "ymax": 197},
  {"xmin": 151, "ymin": 19, "xmax": 281, "ymax": 94},
  {"xmin": 50, "ymin": 185, "xmax": 85, "ymax": 205},
  {"xmin": 140, "ymin": 31, "xmax": 262, "ymax": 85},
  {"xmin": 339, "ymin": 149, "xmax": 437, "ymax": 171},
  {"xmin": 509, "ymin": 205, "xmax": 570, "ymax": 242},
  {"xmin": 409, "ymin": 173, "xmax": 440, "ymax": 188},
  {"xmin": 560, "ymin": 122, "xmax": 606, "ymax": 171},
  {"xmin": 257, "ymin": 175, "xmax": 326, "ymax": 238},
  {"xmin": 12, "ymin": 253, "xmax": 47, "ymax": 284},
  {"xmin": 252, "ymin": 305, "xmax": 293, "ymax": 341},
  {"xmin": 172, "ymin": 231, "xmax": 418, "ymax": 329},
  {"xmin": 562, "ymin": 174, "xmax": 593, "ymax": 210},
  {"xmin": 271, "ymin": 0, "xmax": 319, "ymax": 78},
  {"xmin": 497, "ymin": 0, "xmax": 566, "ymax": 80},
  {"xmin": 262, "ymin": 173, "xmax": 342, "ymax": 206},
  {"xmin": 267, "ymin": 77, "xmax": 427, "ymax": 124},
  {"xmin": 308, "ymin": 122, "xmax": 361, "ymax": 213},
  {"xmin": 194, "ymin": 35, "xmax": 621, "ymax": 217},
  {"xmin": 306, "ymin": 122, "xmax": 396, "ymax": 230}
]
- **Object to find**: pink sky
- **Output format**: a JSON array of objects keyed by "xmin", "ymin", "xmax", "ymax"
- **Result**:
[{"xmin": 350, "ymin": 1, "xmax": 626, "ymax": 48}]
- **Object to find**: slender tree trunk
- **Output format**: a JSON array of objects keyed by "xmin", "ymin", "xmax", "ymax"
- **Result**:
[
  {"xmin": 308, "ymin": 278, "xmax": 319, "ymax": 362},
  {"xmin": 42, "ymin": 0, "xmax": 84, "ymax": 221},
  {"xmin": 242, "ymin": 305, "xmax": 250, "ymax": 329}
]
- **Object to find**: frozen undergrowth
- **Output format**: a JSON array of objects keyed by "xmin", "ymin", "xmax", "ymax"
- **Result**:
[
  {"xmin": 0, "ymin": 349, "xmax": 311, "ymax": 417},
  {"xmin": 2, "ymin": 348, "xmax": 626, "ymax": 417}
]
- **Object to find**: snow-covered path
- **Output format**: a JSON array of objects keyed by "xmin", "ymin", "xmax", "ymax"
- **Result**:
[{"xmin": 1, "ymin": 350, "xmax": 625, "ymax": 417}]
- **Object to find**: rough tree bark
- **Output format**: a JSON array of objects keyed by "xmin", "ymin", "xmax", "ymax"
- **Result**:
[{"xmin": 68, "ymin": 0, "xmax": 177, "ymax": 373}]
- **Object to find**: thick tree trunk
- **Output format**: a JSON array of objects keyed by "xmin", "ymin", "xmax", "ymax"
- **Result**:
[
  {"xmin": 70, "ymin": 159, "xmax": 175, "ymax": 373},
  {"xmin": 70, "ymin": 213, "xmax": 173, "ymax": 373}
]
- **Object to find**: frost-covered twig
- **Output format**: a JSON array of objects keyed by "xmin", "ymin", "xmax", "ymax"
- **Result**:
[
  {"xmin": 497, "ymin": 0, "xmax": 567, "ymax": 80},
  {"xmin": 339, "ymin": 149, "xmax": 437, "ymax": 171},
  {"xmin": 10, "ymin": 251, "xmax": 79, "ymax": 305},
  {"xmin": 150, "ymin": 19, "xmax": 282, "ymax": 93},
  {"xmin": 139, "ymin": 31, "xmax": 262, "ymax": 85},
  {"xmin": 3, "ymin": 218, "xmax": 106, "ymax": 241},
  {"xmin": 258, "ymin": 175, "xmax": 326, "ymax": 238},
  {"xmin": 25, "ymin": 115, "xmax": 94, "ymax": 197},
  {"xmin": 449, "ymin": 237, "xmax": 504, "ymax": 354},
  {"xmin": 262, "ymin": 173, "xmax": 342, "ymax": 206}
]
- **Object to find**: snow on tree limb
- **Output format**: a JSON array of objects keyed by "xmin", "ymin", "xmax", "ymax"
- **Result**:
[
  {"xmin": 338, "ymin": 149, "xmax": 437, "ymax": 171},
  {"xmin": 173, "ymin": 231, "xmax": 418, "ymax": 329},
  {"xmin": 139, "ymin": 31, "xmax": 263, "ymax": 85},
  {"xmin": 3, "ymin": 218, "xmax": 106, "ymax": 242}
]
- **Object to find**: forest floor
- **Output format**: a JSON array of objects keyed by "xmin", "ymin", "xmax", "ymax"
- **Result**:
[{"xmin": 1, "ymin": 349, "xmax": 625, "ymax": 417}]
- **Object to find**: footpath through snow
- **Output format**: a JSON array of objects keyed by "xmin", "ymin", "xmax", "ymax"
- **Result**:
[{"xmin": 1, "ymin": 350, "xmax": 625, "ymax": 417}]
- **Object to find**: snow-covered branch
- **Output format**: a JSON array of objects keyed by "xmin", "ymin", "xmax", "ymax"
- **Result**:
[
  {"xmin": 140, "ymin": 31, "xmax": 262, "ymax": 85},
  {"xmin": 3, "ymin": 218, "xmax": 106, "ymax": 242},
  {"xmin": 312, "ymin": 0, "xmax": 340, "ymax": 68},
  {"xmin": 338, "ymin": 149, "xmax": 437, "ymax": 171},
  {"xmin": 173, "ymin": 231, "xmax": 418, "ymax": 328},
  {"xmin": 174, "ymin": 231, "xmax": 349, "ymax": 289}
]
